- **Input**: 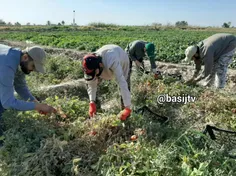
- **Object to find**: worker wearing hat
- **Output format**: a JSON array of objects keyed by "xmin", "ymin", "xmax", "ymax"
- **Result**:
[
  {"xmin": 184, "ymin": 33, "xmax": 236, "ymax": 88},
  {"xmin": 125, "ymin": 40, "xmax": 161, "ymax": 78},
  {"xmin": 0, "ymin": 44, "xmax": 57, "ymax": 145},
  {"xmin": 82, "ymin": 44, "xmax": 132, "ymax": 121}
]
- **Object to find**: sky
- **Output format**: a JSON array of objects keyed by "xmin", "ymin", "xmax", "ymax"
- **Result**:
[{"xmin": 0, "ymin": 0, "xmax": 236, "ymax": 27}]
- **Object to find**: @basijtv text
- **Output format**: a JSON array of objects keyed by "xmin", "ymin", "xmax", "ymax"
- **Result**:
[{"xmin": 157, "ymin": 94, "xmax": 196, "ymax": 105}]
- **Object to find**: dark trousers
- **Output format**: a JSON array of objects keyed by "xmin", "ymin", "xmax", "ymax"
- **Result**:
[{"xmin": 0, "ymin": 103, "xmax": 5, "ymax": 140}]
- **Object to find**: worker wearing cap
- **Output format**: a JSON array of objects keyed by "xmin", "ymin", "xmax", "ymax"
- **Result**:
[
  {"xmin": 184, "ymin": 33, "xmax": 236, "ymax": 88},
  {"xmin": 82, "ymin": 44, "xmax": 132, "ymax": 121},
  {"xmin": 125, "ymin": 40, "xmax": 161, "ymax": 78},
  {"xmin": 0, "ymin": 44, "xmax": 57, "ymax": 143}
]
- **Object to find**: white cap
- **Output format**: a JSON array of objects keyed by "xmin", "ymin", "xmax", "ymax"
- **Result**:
[
  {"xmin": 184, "ymin": 46, "xmax": 197, "ymax": 62},
  {"xmin": 24, "ymin": 46, "xmax": 46, "ymax": 73}
]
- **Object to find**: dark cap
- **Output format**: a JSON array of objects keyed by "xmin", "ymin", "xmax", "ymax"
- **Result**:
[{"xmin": 82, "ymin": 54, "xmax": 101, "ymax": 81}]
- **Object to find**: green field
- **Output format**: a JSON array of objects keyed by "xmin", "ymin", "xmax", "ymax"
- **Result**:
[
  {"xmin": 1, "ymin": 26, "xmax": 236, "ymax": 66},
  {"xmin": 0, "ymin": 26, "xmax": 236, "ymax": 176}
]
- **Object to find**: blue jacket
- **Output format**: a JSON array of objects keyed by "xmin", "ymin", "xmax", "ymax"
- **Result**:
[{"xmin": 0, "ymin": 44, "xmax": 35, "ymax": 111}]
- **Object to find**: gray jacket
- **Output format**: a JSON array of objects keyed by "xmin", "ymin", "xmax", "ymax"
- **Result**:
[{"xmin": 195, "ymin": 33, "xmax": 236, "ymax": 78}]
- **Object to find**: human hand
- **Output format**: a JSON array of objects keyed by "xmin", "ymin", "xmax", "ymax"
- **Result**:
[{"xmin": 35, "ymin": 103, "xmax": 57, "ymax": 115}]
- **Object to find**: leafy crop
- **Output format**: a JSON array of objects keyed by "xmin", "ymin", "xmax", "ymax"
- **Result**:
[{"xmin": 1, "ymin": 26, "xmax": 236, "ymax": 67}]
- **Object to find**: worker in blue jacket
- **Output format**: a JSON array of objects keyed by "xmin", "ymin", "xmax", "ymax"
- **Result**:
[{"xmin": 0, "ymin": 44, "xmax": 57, "ymax": 145}]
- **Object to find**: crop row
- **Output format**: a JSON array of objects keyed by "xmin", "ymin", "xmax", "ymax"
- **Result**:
[{"xmin": 1, "ymin": 28, "xmax": 236, "ymax": 67}]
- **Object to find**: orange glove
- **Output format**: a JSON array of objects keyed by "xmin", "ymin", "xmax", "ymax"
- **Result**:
[
  {"xmin": 154, "ymin": 74, "xmax": 159, "ymax": 79},
  {"xmin": 37, "ymin": 110, "xmax": 48, "ymax": 115},
  {"xmin": 120, "ymin": 107, "xmax": 132, "ymax": 121},
  {"xmin": 89, "ymin": 102, "xmax": 96, "ymax": 117},
  {"xmin": 153, "ymin": 70, "xmax": 161, "ymax": 80}
]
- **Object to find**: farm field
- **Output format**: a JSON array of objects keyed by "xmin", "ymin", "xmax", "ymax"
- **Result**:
[
  {"xmin": 0, "ymin": 26, "xmax": 236, "ymax": 176},
  {"xmin": 1, "ymin": 26, "xmax": 236, "ymax": 67}
]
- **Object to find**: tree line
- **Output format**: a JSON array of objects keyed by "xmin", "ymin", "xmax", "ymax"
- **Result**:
[{"xmin": 0, "ymin": 19, "xmax": 234, "ymax": 28}]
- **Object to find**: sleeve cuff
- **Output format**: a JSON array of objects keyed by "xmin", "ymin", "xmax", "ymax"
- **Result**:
[{"xmin": 25, "ymin": 102, "xmax": 36, "ymax": 111}]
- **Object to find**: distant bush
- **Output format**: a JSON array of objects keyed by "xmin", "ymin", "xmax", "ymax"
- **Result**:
[{"xmin": 88, "ymin": 22, "xmax": 119, "ymax": 28}]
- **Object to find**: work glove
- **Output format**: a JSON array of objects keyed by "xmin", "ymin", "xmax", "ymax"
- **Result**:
[
  {"xmin": 38, "ymin": 111, "xmax": 48, "ymax": 115},
  {"xmin": 89, "ymin": 102, "xmax": 96, "ymax": 117},
  {"xmin": 119, "ymin": 107, "xmax": 132, "ymax": 121},
  {"xmin": 152, "ymin": 69, "xmax": 161, "ymax": 79}
]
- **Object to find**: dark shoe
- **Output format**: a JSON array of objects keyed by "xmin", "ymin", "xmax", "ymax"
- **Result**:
[
  {"xmin": 0, "ymin": 140, "xmax": 3, "ymax": 147},
  {"xmin": 0, "ymin": 133, "xmax": 4, "ymax": 148}
]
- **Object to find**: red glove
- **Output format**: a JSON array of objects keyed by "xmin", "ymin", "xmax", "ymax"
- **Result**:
[
  {"xmin": 38, "ymin": 110, "xmax": 48, "ymax": 115},
  {"xmin": 120, "ymin": 108, "xmax": 132, "ymax": 121},
  {"xmin": 154, "ymin": 71, "xmax": 162, "ymax": 80},
  {"xmin": 89, "ymin": 102, "xmax": 96, "ymax": 117},
  {"xmin": 154, "ymin": 74, "xmax": 159, "ymax": 79}
]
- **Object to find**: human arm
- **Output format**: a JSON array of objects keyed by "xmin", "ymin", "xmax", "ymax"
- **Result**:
[
  {"xmin": 14, "ymin": 70, "xmax": 36, "ymax": 102},
  {"xmin": 185, "ymin": 58, "xmax": 202, "ymax": 84},
  {"xmin": 0, "ymin": 66, "xmax": 56, "ymax": 114},
  {"xmin": 0, "ymin": 66, "xmax": 36, "ymax": 110},
  {"xmin": 86, "ymin": 78, "xmax": 98, "ymax": 117}
]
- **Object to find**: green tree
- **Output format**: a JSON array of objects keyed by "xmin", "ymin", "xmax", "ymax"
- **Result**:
[
  {"xmin": 15, "ymin": 22, "xmax": 21, "ymax": 26},
  {"xmin": 47, "ymin": 21, "xmax": 51, "ymax": 26},
  {"xmin": 175, "ymin": 21, "xmax": 188, "ymax": 27},
  {"xmin": 0, "ymin": 19, "xmax": 6, "ymax": 26},
  {"xmin": 222, "ymin": 22, "xmax": 231, "ymax": 28}
]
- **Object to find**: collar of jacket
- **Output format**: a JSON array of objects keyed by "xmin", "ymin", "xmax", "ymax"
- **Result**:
[{"xmin": 6, "ymin": 48, "xmax": 22, "ymax": 72}]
